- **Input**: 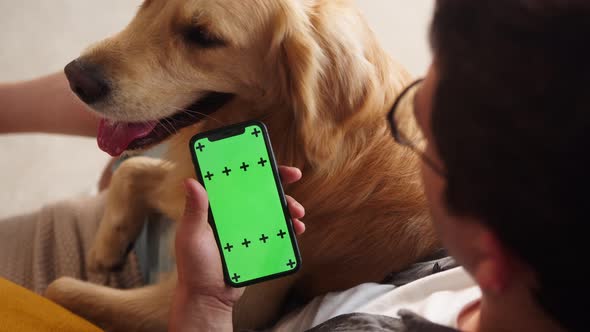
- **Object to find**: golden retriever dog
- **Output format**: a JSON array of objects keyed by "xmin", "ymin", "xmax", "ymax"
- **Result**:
[{"xmin": 45, "ymin": 0, "xmax": 438, "ymax": 330}]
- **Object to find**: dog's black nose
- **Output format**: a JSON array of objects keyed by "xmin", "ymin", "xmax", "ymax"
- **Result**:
[{"xmin": 64, "ymin": 60, "xmax": 110, "ymax": 105}]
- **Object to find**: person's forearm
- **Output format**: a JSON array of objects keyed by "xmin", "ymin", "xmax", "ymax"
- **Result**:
[
  {"xmin": 0, "ymin": 72, "xmax": 100, "ymax": 136},
  {"xmin": 169, "ymin": 289, "xmax": 234, "ymax": 332}
]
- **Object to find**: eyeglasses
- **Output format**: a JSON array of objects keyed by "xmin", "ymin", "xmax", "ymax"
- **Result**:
[{"xmin": 387, "ymin": 78, "xmax": 446, "ymax": 176}]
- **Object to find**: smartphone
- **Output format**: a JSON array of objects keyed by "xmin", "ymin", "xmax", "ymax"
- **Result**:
[{"xmin": 189, "ymin": 121, "xmax": 301, "ymax": 287}]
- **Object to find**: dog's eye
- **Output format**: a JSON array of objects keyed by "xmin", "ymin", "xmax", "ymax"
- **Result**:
[{"xmin": 183, "ymin": 26, "xmax": 225, "ymax": 48}]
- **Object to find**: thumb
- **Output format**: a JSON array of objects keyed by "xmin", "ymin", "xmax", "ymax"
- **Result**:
[
  {"xmin": 181, "ymin": 178, "xmax": 210, "ymax": 227},
  {"xmin": 176, "ymin": 179, "xmax": 212, "ymax": 285}
]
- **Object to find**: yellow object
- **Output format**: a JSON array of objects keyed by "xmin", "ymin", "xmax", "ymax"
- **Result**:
[{"xmin": 0, "ymin": 278, "xmax": 102, "ymax": 332}]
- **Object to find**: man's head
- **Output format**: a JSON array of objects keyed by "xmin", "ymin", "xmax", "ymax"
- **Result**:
[{"xmin": 407, "ymin": 0, "xmax": 590, "ymax": 330}]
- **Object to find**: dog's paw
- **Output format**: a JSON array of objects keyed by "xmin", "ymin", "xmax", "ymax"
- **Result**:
[
  {"xmin": 45, "ymin": 277, "xmax": 80, "ymax": 307},
  {"xmin": 87, "ymin": 242, "xmax": 131, "ymax": 273}
]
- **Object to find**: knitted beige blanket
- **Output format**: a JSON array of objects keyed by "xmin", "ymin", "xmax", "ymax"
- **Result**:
[{"xmin": 0, "ymin": 192, "xmax": 143, "ymax": 294}]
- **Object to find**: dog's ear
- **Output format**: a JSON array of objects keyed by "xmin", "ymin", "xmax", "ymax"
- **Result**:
[
  {"xmin": 270, "ymin": 3, "xmax": 398, "ymax": 165},
  {"xmin": 271, "ymin": 8, "xmax": 335, "ymax": 164}
]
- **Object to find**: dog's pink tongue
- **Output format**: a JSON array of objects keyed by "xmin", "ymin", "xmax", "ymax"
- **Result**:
[{"xmin": 97, "ymin": 119, "xmax": 158, "ymax": 156}]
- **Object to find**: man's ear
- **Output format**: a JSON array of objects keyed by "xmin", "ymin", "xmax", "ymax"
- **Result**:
[{"xmin": 472, "ymin": 231, "xmax": 512, "ymax": 294}]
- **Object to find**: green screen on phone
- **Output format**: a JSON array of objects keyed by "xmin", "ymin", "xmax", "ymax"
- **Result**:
[{"xmin": 190, "ymin": 122, "xmax": 300, "ymax": 287}]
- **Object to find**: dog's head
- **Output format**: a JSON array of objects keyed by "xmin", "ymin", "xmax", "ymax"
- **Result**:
[{"xmin": 65, "ymin": 0, "xmax": 403, "ymax": 159}]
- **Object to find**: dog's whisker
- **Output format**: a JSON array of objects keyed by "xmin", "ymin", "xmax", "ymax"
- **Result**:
[
  {"xmin": 161, "ymin": 117, "xmax": 178, "ymax": 135},
  {"xmin": 184, "ymin": 111, "xmax": 226, "ymax": 126},
  {"xmin": 158, "ymin": 122, "xmax": 174, "ymax": 137},
  {"xmin": 164, "ymin": 119, "xmax": 178, "ymax": 135},
  {"xmin": 164, "ymin": 106, "xmax": 226, "ymax": 126}
]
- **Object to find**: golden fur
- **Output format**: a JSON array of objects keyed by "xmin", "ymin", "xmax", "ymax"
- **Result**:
[{"xmin": 45, "ymin": 0, "xmax": 439, "ymax": 330}]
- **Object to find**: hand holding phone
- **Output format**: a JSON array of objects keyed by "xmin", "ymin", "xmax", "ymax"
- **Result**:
[{"xmin": 189, "ymin": 121, "xmax": 302, "ymax": 287}]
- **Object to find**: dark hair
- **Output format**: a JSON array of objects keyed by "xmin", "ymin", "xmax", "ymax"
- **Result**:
[{"xmin": 430, "ymin": 1, "xmax": 590, "ymax": 330}]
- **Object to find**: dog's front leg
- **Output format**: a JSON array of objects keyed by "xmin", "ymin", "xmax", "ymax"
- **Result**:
[{"xmin": 88, "ymin": 156, "xmax": 175, "ymax": 272}]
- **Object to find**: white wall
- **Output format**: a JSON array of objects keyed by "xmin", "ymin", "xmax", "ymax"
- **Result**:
[
  {"xmin": 0, "ymin": 1, "xmax": 433, "ymax": 218},
  {"xmin": 357, "ymin": 1, "xmax": 434, "ymax": 76}
]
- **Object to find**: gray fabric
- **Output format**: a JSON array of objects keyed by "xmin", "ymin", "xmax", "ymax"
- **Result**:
[
  {"xmin": 134, "ymin": 216, "xmax": 175, "ymax": 284},
  {"xmin": 383, "ymin": 250, "xmax": 458, "ymax": 287},
  {"xmin": 399, "ymin": 310, "xmax": 460, "ymax": 332},
  {"xmin": 306, "ymin": 313, "xmax": 404, "ymax": 332},
  {"xmin": 305, "ymin": 311, "xmax": 459, "ymax": 332},
  {"xmin": 0, "ymin": 193, "xmax": 144, "ymax": 294}
]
